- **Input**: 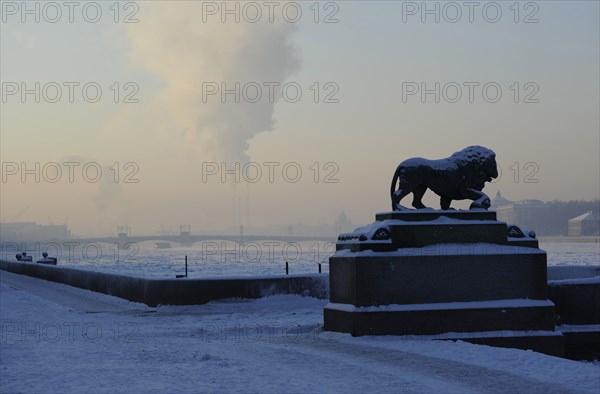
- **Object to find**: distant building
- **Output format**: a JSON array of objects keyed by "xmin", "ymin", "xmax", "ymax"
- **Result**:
[
  {"xmin": 490, "ymin": 191, "xmax": 513, "ymax": 209},
  {"xmin": 495, "ymin": 199, "xmax": 553, "ymax": 233},
  {"xmin": 568, "ymin": 211, "xmax": 600, "ymax": 236},
  {"xmin": 0, "ymin": 222, "xmax": 70, "ymax": 243},
  {"xmin": 491, "ymin": 193, "xmax": 599, "ymax": 235},
  {"xmin": 335, "ymin": 212, "xmax": 353, "ymax": 234},
  {"xmin": 491, "ymin": 191, "xmax": 551, "ymax": 233}
]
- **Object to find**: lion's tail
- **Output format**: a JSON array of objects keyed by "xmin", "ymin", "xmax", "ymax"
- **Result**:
[{"xmin": 390, "ymin": 166, "xmax": 400, "ymax": 203}]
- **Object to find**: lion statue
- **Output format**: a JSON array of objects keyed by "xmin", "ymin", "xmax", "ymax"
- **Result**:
[{"xmin": 390, "ymin": 146, "xmax": 498, "ymax": 211}]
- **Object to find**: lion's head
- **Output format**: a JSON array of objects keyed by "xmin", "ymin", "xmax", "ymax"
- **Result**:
[{"xmin": 450, "ymin": 146, "xmax": 498, "ymax": 188}]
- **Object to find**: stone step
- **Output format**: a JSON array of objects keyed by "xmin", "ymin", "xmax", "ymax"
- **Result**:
[
  {"xmin": 375, "ymin": 210, "xmax": 497, "ymax": 222},
  {"xmin": 452, "ymin": 331, "xmax": 564, "ymax": 358},
  {"xmin": 557, "ymin": 325, "xmax": 600, "ymax": 360},
  {"xmin": 338, "ymin": 210, "xmax": 543, "ymax": 251},
  {"xmin": 389, "ymin": 221, "xmax": 507, "ymax": 248},
  {"xmin": 324, "ymin": 299, "xmax": 557, "ymax": 336}
]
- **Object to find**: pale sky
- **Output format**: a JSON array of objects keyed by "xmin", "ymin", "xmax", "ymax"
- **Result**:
[{"xmin": 1, "ymin": 1, "xmax": 599, "ymax": 236}]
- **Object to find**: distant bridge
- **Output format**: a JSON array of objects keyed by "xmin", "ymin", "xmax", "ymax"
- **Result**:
[{"xmin": 64, "ymin": 234, "xmax": 336, "ymax": 247}]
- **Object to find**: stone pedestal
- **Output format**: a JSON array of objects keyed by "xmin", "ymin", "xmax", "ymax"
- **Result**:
[{"xmin": 324, "ymin": 210, "xmax": 564, "ymax": 357}]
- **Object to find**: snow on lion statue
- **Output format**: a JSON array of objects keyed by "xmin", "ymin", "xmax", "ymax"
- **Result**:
[{"xmin": 390, "ymin": 146, "xmax": 498, "ymax": 211}]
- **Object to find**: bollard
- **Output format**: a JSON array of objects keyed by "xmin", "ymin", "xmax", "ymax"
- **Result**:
[
  {"xmin": 318, "ymin": 263, "xmax": 322, "ymax": 273},
  {"xmin": 285, "ymin": 261, "xmax": 289, "ymax": 275},
  {"xmin": 176, "ymin": 255, "xmax": 189, "ymax": 278}
]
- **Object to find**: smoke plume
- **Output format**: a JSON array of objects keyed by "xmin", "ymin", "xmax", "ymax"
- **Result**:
[{"xmin": 126, "ymin": 2, "xmax": 300, "ymax": 163}]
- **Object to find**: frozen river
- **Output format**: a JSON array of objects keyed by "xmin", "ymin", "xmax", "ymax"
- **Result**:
[
  {"xmin": 5, "ymin": 240, "xmax": 336, "ymax": 278},
  {"xmin": 3, "ymin": 240, "xmax": 598, "ymax": 279}
]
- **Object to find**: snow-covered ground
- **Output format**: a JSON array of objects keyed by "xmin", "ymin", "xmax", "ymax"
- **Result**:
[
  {"xmin": 1, "ymin": 271, "xmax": 598, "ymax": 394},
  {"xmin": 4, "ymin": 241, "xmax": 597, "ymax": 279}
]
